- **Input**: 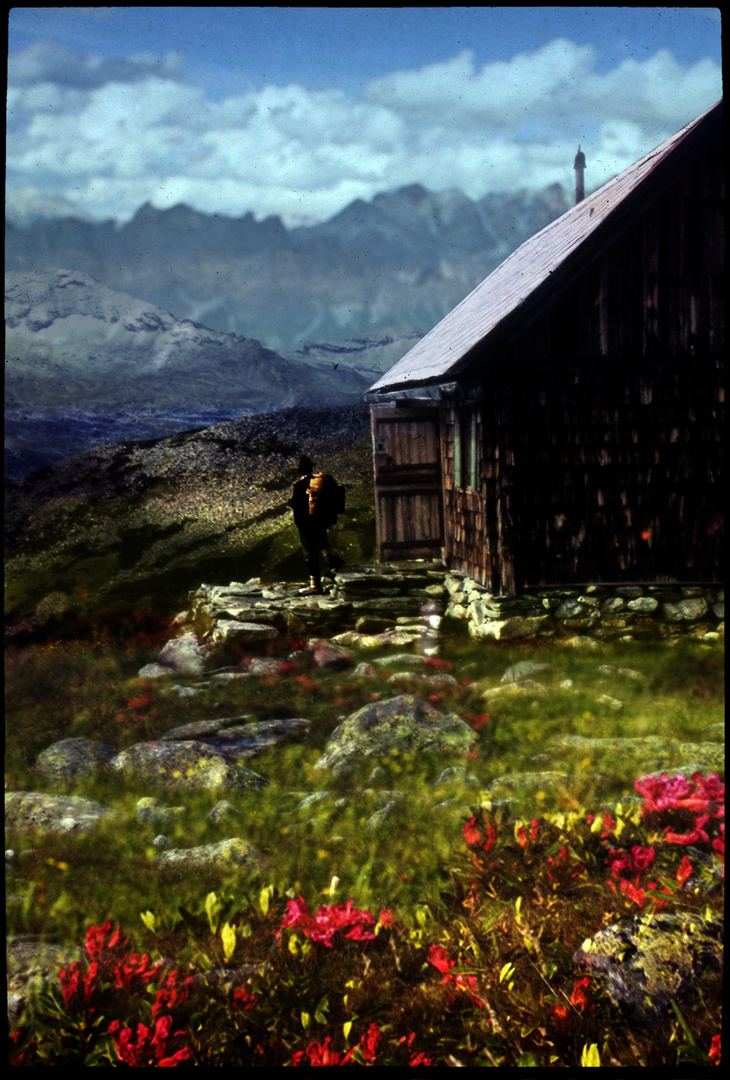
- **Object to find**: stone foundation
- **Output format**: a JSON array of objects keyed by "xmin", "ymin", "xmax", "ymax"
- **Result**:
[{"xmin": 443, "ymin": 577, "xmax": 724, "ymax": 644}]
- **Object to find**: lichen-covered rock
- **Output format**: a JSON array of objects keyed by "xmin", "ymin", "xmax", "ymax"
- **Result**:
[
  {"xmin": 5, "ymin": 791, "xmax": 121, "ymax": 835},
  {"xmin": 574, "ymin": 911, "xmax": 723, "ymax": 1019},
  {"xmin": 110, "ymin": 741, "xmax": 269, "ymax": 792},
  {"xmin": 313, "ymin": 693, "xmax": 476, "ymax": 777},
  {"xmin": 155, "ymin": 837, "xmax": 263, "ymax": 876},
  {"xmin": 480, "ymin": 679, "xmax": 551, "ymax": 702},
  {"xmin": 34, "ymin": 737, "xmax": 117, "ymax": 785}
]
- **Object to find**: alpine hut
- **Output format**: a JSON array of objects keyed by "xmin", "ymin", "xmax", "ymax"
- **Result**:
[{"xmin": 366, "ymin": 100, "xmax": 724, "ymax": 595}]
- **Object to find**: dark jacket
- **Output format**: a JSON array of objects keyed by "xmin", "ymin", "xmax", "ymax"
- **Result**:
[{"xmin": 289, "ymin": 474, "xmax": 313, "ymax": 531}]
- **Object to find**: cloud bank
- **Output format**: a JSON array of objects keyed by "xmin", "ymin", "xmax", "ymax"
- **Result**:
[{"xmin": 6, "ymin": 38, "xmax": 722, "ymax": 225}]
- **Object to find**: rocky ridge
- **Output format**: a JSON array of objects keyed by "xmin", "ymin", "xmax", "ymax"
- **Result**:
[{"xmin": 5, "ymin": 183, "xmax": 571, "ymax": 353}]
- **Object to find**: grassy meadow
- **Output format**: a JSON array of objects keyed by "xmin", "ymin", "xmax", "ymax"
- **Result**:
[{"xmin": 5, "ymin": 429, "xmax": 724, "ymax": 1067}]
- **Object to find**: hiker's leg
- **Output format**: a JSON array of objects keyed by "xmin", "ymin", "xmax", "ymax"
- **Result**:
[{"xmin": 299, "ymin": 529, "xmax": 322, "ymax": 589}]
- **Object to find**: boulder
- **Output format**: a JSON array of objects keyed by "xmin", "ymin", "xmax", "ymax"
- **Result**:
[
  {"xmin": 155, "ymin": 632, "xmax": 210, "ymax": 675},
  {"xmin": 5, "ymin": 791, "xmax": 121, "ymax": 835},
  {"xmin": 501, "ymin": 661, "xmax": 551, "ymax": 684},
  {"xmin": 34, "ymin": 737, "xmax": 117, "ymax": 785},
  {"xmin": 313, "ymin": 693, "xmax": 476, "ymax": 777},
  {"xmin": 480, "ymin": 679, "xmax": 550, "ymax": 702},
  {"xmin": 155, "ymin": 837, "xmax": 263, "ymax": 877},
  {"xmin": 574, "ymin": 911, "xmax": 723, "ymax": 1020},
  {"xmin": 110, "ymin": 741, "xmax": 269, "ymax": 792},
  {"xmin": 312, "ymin": 642, "xmax": 352, "ymax": 670}
]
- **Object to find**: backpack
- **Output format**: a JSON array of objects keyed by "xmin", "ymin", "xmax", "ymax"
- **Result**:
[{"xmin": 308, "ymin": 473, "xmax": 346, "ymax": 525}]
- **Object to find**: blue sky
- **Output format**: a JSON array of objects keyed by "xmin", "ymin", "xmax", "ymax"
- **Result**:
[{"xmin": 7, "ymin": 7, "xmax": 723, "ymax": 225}]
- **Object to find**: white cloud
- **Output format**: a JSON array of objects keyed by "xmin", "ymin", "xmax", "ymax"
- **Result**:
[{"xmin": 6, "ymin": 39, "xmax": 722, "ymax": 225}]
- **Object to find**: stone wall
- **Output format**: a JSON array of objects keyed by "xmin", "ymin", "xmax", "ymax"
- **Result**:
[{"xmin": 443, "ymin": 576, "xmax": 724, "ymax": 644}]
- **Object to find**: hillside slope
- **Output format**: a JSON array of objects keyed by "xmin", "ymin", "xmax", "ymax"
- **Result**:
[{"xmin": 5, "ymin": 404, "xmax": 375, "ymax": 625}]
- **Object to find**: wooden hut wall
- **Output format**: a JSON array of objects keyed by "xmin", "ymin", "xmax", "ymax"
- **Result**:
[{"xmin": 443, "ymin": 139, "xmax": 724, "ymax": 592}]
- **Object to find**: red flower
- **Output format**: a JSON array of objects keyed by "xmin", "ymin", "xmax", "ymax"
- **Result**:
[
  {"xmin": 358, "ymin": 1022, "xmax": 382, "ymax": 1063},
  {"xmin": 85, "ymin": 921, "xmax": 130, "ymax": 969},
  {"xmin": 463, "ymin": 816, "xmax": 497, "ymax": 851},
  {"xmin": 291, "ymin": 1036, "xmax": 343, "ymax": 1066},
  {"xmin": 108, "ymin": 1015, "xmax": 193, "ymax": 1067},
  {"xmin": 709, "ymin": 1033, "xmax": 721, "ymax": 1063},
  {"xmin": 113, "ymin": 952, "xmax": 163, "ymax": 991},
  {"xmin": 676, "ymin": 855, "xmax": 694, "ymax": 887},
  {"xmin": 152, "ymin": 969, "xmax": 195, "ymax": 1019},
  {"xmin": 428, "ymin": 944, "xmax": 454, "ymax": 975},
  {"xmin": 570, "ymin": 976, "xmax": 594, "ymax": 1011},
  {"xmin": 59, "ymin": 960, "xmax": 100, "ymax": 1013}
]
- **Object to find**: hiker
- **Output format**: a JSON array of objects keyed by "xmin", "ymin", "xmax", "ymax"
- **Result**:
[{"xmin": 288, "ymin": 455, "xmax": 345, "ymax": 595}]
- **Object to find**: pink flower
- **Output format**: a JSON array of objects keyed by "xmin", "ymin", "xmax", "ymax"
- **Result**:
[
  {"xmin": 279, "ymin": 896, "xmax": 377, "ymax": 948},
  {"xmin": 634, "ymin": 772, "xmax": 724, "ymax": 816}
]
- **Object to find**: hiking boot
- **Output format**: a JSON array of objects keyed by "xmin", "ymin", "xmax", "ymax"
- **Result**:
[
  {"xmin": 299, "ymin": 577, "xmax": 325, "ymax": 595},
  {"xmin": 324, "ymin": 555, "xmax": 345, "ymax": 580}
]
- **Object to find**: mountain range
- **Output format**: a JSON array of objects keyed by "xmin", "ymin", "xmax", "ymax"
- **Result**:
[
  {"xmin": 4, "ymin": 269, "xmax": 385, "ymax": 481},
  {"xmin": 5, "ymin": 182, "xmax": 571, "ymax": 480},
  {"xmin": 6, "ymin": 182, "xmax": 571, "ymax": 353}
]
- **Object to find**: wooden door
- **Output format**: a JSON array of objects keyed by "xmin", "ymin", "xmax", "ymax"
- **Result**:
[{"xmin": 370, "ymin": 405, "xmax": 444, "ymax": 560}]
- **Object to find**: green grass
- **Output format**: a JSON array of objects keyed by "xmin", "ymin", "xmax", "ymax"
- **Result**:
[{"xmin": 4, "ymin": 436, "xmax": 724, "ymax": 1067}]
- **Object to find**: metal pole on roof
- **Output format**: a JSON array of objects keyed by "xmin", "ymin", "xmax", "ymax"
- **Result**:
[{"xmin": 574, "ymin": 145, "xmax": 586, "ymax": 204}]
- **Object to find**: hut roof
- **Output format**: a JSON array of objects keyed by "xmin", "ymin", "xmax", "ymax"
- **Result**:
[{"xmin": 367, "ymin": 99, "xmax": 722, "ymax": 395}]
